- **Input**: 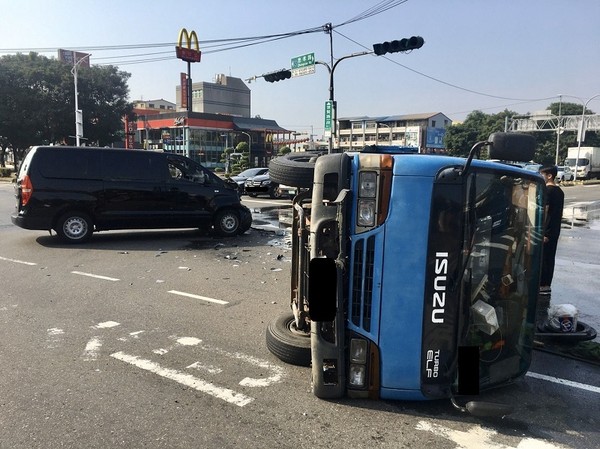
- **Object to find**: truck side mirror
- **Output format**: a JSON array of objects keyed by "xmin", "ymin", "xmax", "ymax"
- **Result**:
[{"xmin": 488, "ymin": 132, "xmax": 536, "ymax": 162}]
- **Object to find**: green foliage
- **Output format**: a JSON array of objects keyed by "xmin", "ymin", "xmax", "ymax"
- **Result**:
[
  {"xmin": 0, "ymin": 52, "xmax": 132, "ymax": 164},
  {"xmin": 444, "ymin": 106, "xmax": 599, "ymax": 164},
  {"xmin": 277, "ymin": 146, "xmax": 291, "ymax": 156},
  {"xmin": 445, "ymin": 110, "xmax": 516, "ymax": 157}
]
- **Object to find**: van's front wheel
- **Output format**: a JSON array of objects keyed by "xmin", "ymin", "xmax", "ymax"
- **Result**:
[
  {"xmin": 213, "ymin": 209, "xmax": 241, "ymax": 237},
  {"xmin": 55, "ymin": 212, "xmax": 93, "ymax": 243}
]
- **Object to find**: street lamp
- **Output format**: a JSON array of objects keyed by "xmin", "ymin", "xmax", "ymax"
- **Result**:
[
  {"xmin": 378, "ymin": 123, "xmax": 392, "ymax": 144},
  {"xmin": 240, "ymin": 131, "xmax": 252, "ymax": 167},
  {"xmin": 71, "ymin": 53, "xmax": 91, "ymax": 146},
  {"xmin": 574, "ymin": 93, "xmax": 600, "ymax": 181},
  {"xmin": 555, "ymin": 94, "xmax": 562, "ymax": 166}
]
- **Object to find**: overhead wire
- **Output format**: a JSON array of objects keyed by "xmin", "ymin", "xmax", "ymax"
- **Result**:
[
  {"xmin": 0, "ymin": 1, "xmax": 560, "ymax": 109},
  {"xmin": 332, "ymin": 29, "xmax": 558, "ymax": 105}
]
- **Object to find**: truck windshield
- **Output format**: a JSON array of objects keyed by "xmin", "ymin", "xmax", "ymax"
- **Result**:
[
  {"xmin": 565, "ymin": 157, "xmax": 589, "ymax": 167},
  {"xmin": 429, "ymin": 170, "xmax": 544, "ymax": 391}
]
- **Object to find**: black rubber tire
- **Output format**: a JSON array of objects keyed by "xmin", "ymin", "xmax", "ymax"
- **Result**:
[
  {"xmin": 269, "ymin": 152, "xmax": 324, "ymax": 188},
  {"xmin": 266, "ymin": 313, "xmax": 311, "ymax": 367},
  {"xmin": 55, "ymin": 212, "xmax": 93, "ymax": 243},
  {"xmin": 536, "ymin": 320, "xmax": 597, "ymax": 342},
  {"xmin": 269, "ymin": 184, "xmax": 282, "ymax": 199},
  {"xmin": 213, "ymin": 209, "xmax": 241, "ymax": 237}
]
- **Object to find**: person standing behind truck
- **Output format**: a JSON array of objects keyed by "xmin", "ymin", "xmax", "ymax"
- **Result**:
[{"xmin": 539, "ymin": 165, "xmax": 565, "ymax": 296}]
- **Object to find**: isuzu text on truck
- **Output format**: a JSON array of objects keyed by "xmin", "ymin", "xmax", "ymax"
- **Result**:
[{"xmin": 266, "ymin": 133, "xmax": 547, "ymax": 416}]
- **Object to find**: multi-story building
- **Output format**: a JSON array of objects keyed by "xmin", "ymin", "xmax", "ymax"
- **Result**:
[
  {"xmin": 337, "ymin": 113, "xmax": 452, "ymax": 153},
  {"xmin": 133, "ymin": 99, "xmax": 176, "ymax": 112},
  {"xmin": 175, "ymin": 74, "xmax": 250, "ymax": 117}
]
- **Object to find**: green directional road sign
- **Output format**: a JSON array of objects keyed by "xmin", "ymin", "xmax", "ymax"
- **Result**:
[
  {"xmin": 324, "ymin": 100, "xmax": 333, "ymax": 134},
  {"xmin": 291, "ymin": 52, "xmax": 315, "ymax": 77}
]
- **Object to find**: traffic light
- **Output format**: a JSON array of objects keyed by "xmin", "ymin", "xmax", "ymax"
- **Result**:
[
  {"xmin": 263, "ymin": 69, "xmax": 292, "ymax": 83},
  {"xmin": 373, "ymin": 36, "xmax": 424, "ymax": 56}
]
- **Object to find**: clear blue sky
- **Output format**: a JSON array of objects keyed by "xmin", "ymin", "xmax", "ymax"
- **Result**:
[{"xmin": 2, "ymin": 0, "xmax": 599, "ymax": 137}]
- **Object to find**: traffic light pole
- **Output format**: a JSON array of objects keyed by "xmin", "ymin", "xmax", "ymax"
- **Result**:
[{"xmin": 316, "ymin": 51, "xmax": 369, "ymax": 153}]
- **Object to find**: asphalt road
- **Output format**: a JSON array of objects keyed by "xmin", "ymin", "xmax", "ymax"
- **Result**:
[{"xmin": 0, "ymin": 181, "xmax": 598, "ymax": 449}]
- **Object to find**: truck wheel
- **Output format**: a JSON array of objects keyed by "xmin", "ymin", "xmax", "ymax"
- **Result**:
[
  {"xmin": 266, "ymin": 313, "xmax": 311, "ymax": 366},
  {"xmin": 213, "ymin": 209, "xmax": 240, "ymax": 237},
  {"xmin": 269, "ymin": 152, "xmax": 324, "ymax": 188},
  {"xmin": 55, "ymin": 212, "xmax": 93, "ymax": 243}
]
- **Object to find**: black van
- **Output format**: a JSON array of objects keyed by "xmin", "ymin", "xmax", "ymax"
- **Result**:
[{"xmin": 11, "ymin": 146, "xmax": 252, "ymax": 243}]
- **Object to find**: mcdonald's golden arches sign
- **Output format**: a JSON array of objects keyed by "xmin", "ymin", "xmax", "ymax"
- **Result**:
[{"xmin": 176, "ymin": 28, "xmax": 201, "ymax": 62}]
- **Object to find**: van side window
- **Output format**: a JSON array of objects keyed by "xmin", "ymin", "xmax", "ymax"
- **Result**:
[
  {"xmin": 38, "ymin": 148, "xmax": 102, "ymax": 179},
  {"xmin": 167, "ymin": 157, "xmax": 207, "ymax": 184},
  {"xmin": 103, "ymin": 152, "xmax": 162, "ymax": 181}
]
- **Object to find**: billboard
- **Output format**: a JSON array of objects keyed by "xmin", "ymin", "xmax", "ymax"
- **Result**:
[
  {"xmin": 426, "ymin": 127, "xmax": 446, "ymax": 149},
  {"xmin": 58, "ymin": 49, "xmax": 90, "ymax": 68}
]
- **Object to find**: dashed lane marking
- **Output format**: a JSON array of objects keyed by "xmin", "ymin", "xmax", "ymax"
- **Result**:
[
  {"xmin": 0, "ymin": 256, "xmax": 37, "ymax": 266},
  {"xmin": 71, "ymin": 271, "xmax": 120, "ymax": 281},
  {"xmin": 527, "ymin": 371, "xmax": 600, "ymax": 394},
  {"xmin": 167, "ymin": 290, "xmax": 228, "ymax": 305}
]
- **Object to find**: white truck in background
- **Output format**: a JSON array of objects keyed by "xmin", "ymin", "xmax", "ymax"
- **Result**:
[{"xmin": 565, "ymin": 147, "xmax": 600, "ymax": 179}]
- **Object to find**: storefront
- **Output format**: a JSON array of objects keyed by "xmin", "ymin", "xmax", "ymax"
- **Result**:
[{"xmin": 132, "ymin": 111, "xmax": 291, "ymax": 169}]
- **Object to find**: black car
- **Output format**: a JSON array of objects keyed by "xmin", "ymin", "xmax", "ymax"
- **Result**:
[
  {"xmin": 11, "ymin": 146, "xmax": 252, "ymax": 243},
  {"xmin": 244, "ymin": 172, "xmax": 282, "ymax": 198},
  {"xmin": 229, "ymin": 167, "xmax": 268, "ymax": 194}
]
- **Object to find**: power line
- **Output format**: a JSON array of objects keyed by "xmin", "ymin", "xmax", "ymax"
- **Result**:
[{"xmin": 333, "ymin": 29, "xmax": 558, "ymax": 104}]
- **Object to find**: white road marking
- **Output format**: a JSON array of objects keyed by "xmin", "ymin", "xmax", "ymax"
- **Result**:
[
  {"xmin": 0, "ymin": 256, "xmax": 37, "ymax": 266},
  {"xmin": 46, "ymin": 328, "xmax": 64, "ymax": 348},
  {"xmin": 197, "ymin": 342, "xmax": 285, "ymax": 387},
  {"xmin": 187, "ymin": 362, "xmax": 223, "ymax": 374},
  {"xmin": 527, "ymin": 371, "xmax": 600, "ymax": 394},
  {"xmin": 110, "ymin": 351, "xmax": 254, "ymax": 407},
  {"xmin": 416, "ymin": 421, "xmax": 565, "ymax": 449},
  {"xmin": 168, "ymin": 290, "xmax": 228, "ymax": 305},
  {"xmin": 83, "ymin": 337, "xmax": 102, "ymax": 361},
  {"xmin": 71, "ymin": 271, "xmax": 120, "ymax": 281},
  {"xmin": 94, "ymin": 321, "xmax": 120, "ymax": 329}
]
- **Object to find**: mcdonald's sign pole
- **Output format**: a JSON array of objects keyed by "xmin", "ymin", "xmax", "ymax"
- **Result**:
[{"xmin": 176, "ymin": 28, "xmax": 201, "ymax": 113}]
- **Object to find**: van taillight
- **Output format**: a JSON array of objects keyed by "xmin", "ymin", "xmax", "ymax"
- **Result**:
[{"xmin": 21, "ymin": 175, "xmax": 33, "ymax": 206}]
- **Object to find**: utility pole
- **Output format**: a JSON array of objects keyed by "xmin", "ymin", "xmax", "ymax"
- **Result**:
[{"xmin": 71, "ymin": 53, "xmax": 91, "ymax": 146}]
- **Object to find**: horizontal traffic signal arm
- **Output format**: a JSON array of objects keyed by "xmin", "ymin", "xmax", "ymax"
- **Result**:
[{"xmin": 372, "ymin": 36, "xmax": 424, "ymax": 56}]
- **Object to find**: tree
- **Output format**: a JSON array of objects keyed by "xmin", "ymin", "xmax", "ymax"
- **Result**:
[
  {"xmin": 277, "ymin": 146, "xmax": 291, "ymax": 156},
  {"xmin": 444, "ymin": 110, "xmax": 517, "ymax": 157},
  {"xmin": 0, "ymin": 52, "xmax": 132, "ymax": 164},
  {"xmin": 444, "ymin": 105, "xmax": 599, "ymax": 164}
]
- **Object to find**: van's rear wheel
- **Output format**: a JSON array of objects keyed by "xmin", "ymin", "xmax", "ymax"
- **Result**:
[
  {"xmin": 55, "ymin": 212, "xmax": 93, "ymax": 243},
  {"xmin": 266, "ymin": 313, "xmax": 311, "ymax": 366},
  {"xmin": 213, "ymin": 209, "xmax": 240, "ymax": 237}
]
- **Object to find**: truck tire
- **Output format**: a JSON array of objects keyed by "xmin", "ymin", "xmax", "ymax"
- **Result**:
[
  {"xmin": 266, "ymin": 313, "xmax": 311, "ymax": 366},
  {"xmin": 269, "ymin": 152, "xmax": 324, "ymax": 188}
]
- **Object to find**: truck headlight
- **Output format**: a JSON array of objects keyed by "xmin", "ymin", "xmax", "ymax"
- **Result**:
[
  {"xmin": 350, "ymin": 338, "xmax": 368, "ymax": 363},
  {"xmin": 348, "ymin": 364, "xmax": 366, "ymax": 387},
  {"xmin": 357, "ymin": 199, "xmax": 376, "ymax": 227},
  {"xmin": 359, "ymin": 171, "xmax": 377, "ymax": 198}
]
